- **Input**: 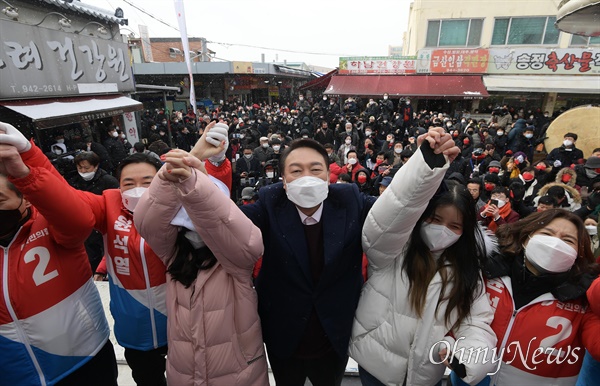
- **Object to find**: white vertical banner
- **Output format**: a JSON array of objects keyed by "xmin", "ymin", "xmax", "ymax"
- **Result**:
[
  {"xmin": 174, "ymin": 0, "xmax": 197, "ymax": 115},
  {"xmin": 122, "ymin": 111, "xmax": 139, "ymax": 147}
]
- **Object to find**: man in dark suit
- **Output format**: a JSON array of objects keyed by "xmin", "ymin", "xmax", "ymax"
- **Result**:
[{"xmin": 241, "ymin": 139, "xmax": 376, "ymax": 385}]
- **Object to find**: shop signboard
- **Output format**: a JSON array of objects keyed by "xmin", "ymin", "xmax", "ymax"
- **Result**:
[
  {"xmin": 0, "ymin": 19, "xmax": 135, "ymax": 99},
  {"xmin": 487, "ymin": 48, "xmax": 600, "ymax": 75},
  {"xmin": 339, "ymin": 56, "xmax": 417, "ymax": 74},
  {"xmin": 416, "ymin": 49, "xmax": 432, "ymax": 73},
  {"xmin": 428, "ymin": 49, "xmax": 489, "ymax": 73},
  {"xmin": 233, "ymin": 61, "xmax": 253, "ymax": 74},
  {"xmin": 268, "ymin": 86, "xmax": 279, "ymax": 97}
]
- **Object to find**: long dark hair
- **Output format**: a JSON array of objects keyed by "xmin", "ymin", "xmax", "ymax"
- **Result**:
[
  {"xmin": 403, "ymin": 183, "xmax": 487, "ymax": 331},
  {"xmin": 496, "ymin": 209, "xmax": 598, "ymax": 282},
  {"xmin": 167, "ymin": 230, "xmax": 218, "ymax": 288}
]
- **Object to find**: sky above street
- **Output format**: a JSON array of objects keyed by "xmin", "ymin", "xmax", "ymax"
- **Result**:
[{"xmin": 85, "ymin": 0, "xmax": 412, "ymax": 69}]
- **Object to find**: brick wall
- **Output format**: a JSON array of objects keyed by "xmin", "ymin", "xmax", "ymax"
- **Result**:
[{"xmin": 150, "ymin": 39, "xmax": 204, "ymax": 62}]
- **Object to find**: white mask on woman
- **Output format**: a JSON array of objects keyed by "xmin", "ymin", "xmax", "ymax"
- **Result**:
[
  {"xmin": 420, "ymin": 222, "xmax": 461, "ymax": 252},
  {"xmin": 524, "ymin": 234, "xmax": 577, "ymax": 273},
  {"xmin": 285, "ymin": 176, "xmax": 329, "ymax": 208}
]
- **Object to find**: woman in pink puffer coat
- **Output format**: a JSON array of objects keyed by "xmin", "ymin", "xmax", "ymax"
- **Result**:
[{"xmin": 134, "ymin": 149, "xmax": 269, "ymax": 386}]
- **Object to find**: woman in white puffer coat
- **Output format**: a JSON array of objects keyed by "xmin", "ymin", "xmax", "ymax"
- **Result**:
[{"xmin": 349, "ymin": 128, "xmax": 498, "ymax": 386}]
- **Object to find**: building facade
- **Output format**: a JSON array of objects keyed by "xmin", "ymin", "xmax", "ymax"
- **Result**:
[
  {"xmin": 403, "ymin": 0, "xmax": 600, "ymax": 113},
  {"xmin": 0, "ymin": 0, "xmax": 140, "ymax": 151}
]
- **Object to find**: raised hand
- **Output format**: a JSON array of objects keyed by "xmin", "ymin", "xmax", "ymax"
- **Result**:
[
  {"xmin": 0, "ymin": 121, "xmax": 31, "ymax": 153},
  {"xmin": 417, "ymin": 127, "xmax": 460, "ymax": 162},
  {"xmin": 190, "ymin": 121, "xmax": 227, "ymax": 161},
  {"xmin": 0, "ymin": 144, "xmax": 30, "ymax": 178},
  {"xmin": 159, "ymin": 149, "xmax": 193, "ymax": 183}
]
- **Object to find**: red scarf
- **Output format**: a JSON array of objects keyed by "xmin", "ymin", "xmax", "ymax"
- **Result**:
[{"xmin": 486, "ymin": 202, "xmax": 512, "ymax": 232}]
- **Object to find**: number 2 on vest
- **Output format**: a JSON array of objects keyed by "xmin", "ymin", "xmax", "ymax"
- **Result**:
[{"xmin": 24, "ymin": 246, "xmax": 59, "ymax": 286}]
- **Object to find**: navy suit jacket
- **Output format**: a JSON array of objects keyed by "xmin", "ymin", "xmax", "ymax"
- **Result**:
[{"xmin": 241, "ymin": 182, "xmax": 376, "ymax": 359}]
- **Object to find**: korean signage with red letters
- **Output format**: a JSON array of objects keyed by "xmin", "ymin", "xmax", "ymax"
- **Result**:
[
  {"xmin": 487, "ymin": 48, "xmax": 600, "ymax": 75},
  {"xmin": 339, "ymin": 56, "xmax": 417, "ymax": 75},
  {"xmin": 424, "ymin": 49, "xmax": 489, "ymax": 74}
]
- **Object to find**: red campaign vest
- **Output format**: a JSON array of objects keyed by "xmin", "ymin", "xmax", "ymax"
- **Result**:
[
  {"xmin": 99, "ymin": 190, "xmax": 166, "ymax": 290},
  {"xmin": 485, "ymin": 277, "xmax": 588, "ymax": 379},
  {"xmin": 0, "ymin": 208, "xmax": 91, "ymax": 323}
]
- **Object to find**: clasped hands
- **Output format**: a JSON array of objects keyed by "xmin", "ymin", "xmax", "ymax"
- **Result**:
[{"xmin": 159, "ymin": 121, "xmax": 226, "ymax": 183}]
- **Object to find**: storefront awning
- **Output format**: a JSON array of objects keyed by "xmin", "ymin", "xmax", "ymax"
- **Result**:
[
  {"xmin": 483, "ymin": 75, "xmax": 600, "ymax": 94},
  {"xmin": 0, "ymin": 95, "xmax": 143, "ymax": 129},
  {"xmin": 299, "ymin": 69, "xmax": 338, "ymax": 91},
  {"xmin": 323, "ymin": 75, "xmax": 488, "ymax": 99}
]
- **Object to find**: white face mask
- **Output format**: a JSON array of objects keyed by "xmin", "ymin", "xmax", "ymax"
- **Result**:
[
  {"xmin": 383, "ymin": 95, "xmax": 388, "ymax": 100},
  {"xmin": 262, "ymin": 143, "xmax": 269, "ymax": 148},
  {"xmin": 185, "ymin": 231, "xmax": 206, "ymax": 249},
  {"xmin": 497, "ymin": 131, "xmax": 504, "ymax": 136},
  {"xmin": 365, "ymin": 131, "xmax": 372, "ymax": 137},
  {"xmin": 525, "ymin": 133, "xmax": 533, "ymax": 139},
  {"xmin": 420, "ymin": 222, "xmax": 461, "ymax": 252},
  {"xmin": 244, "ymin": 154, "xmax": 252, "ymax": 159},
  {"xmin": 266, "ymin": 171, "xmax": 274, "ymax": 179},
  {"xmin": 120, "ymin": 133, "xmax": 126, "ymax": 139},
  {"xmin": 273, "ymin": 145, "xmax": 281, "ymax": 152},
  {"xmin": 285, "ymin": 176, "xmax": 329, "ymax": 208},
  {"xmin": 524, "ymin": 234, "xmax": 577, "ymax": 274},
  {"xmin": 121, "ymin": 187, "xmax": 147, "ymax": 212},
  {"xmin": 345, "ymin": 139, "xmax": 352, "ymax": 145},
  {"xmin": 79, "ymin": 171, "xmax": 95, "ymax": 181},
  {"xmin": 495, "ymin": 199, "xmax": 506, "ymax": 208},
  {"xmin": 586, "ymin": 225, "xmax": 597, "ymax": 236},
  {"xmin": 348, "ymin": 158, "xmax": 357, "ymax": 165},
  {"xmin": 585, "ymin": 168, "xmax": 598, "ymax": 179},
  {"xmin": 323, "ymin": 96, "xmax": 327, "ymax": 101},
  {"xmin": 563, "ymin": 140, "xmax": 573, "ymax": 147},
  {"xmin": 111, "ymin": 131, "xmax": 119, "ymax": 138},
  {"xmin": 394, "ymin": 147, "xmax": 403, "ymax": 154}
]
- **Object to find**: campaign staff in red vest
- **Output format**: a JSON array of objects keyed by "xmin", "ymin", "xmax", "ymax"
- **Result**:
[
  {"xmin": 0, "ymin": 122, "xmax": 117, "ymax": 386},
  {"xmin": 1, "ymin": 120, "xmax": 232, "ymax": 386},
  {"xmin": 451, "ymin": 210, "xmax": 600, "ymax": 386}
]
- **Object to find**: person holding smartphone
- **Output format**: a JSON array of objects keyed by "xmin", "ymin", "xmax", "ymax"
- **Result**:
[{"xmin": 478, "ymin": 187, "xmax": 520, "ymax": 232}]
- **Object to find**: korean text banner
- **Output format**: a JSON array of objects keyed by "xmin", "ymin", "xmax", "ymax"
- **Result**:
[
  {"xmin": 487, "ymin": 48, "xmax": 600, "ymax": 75},
  {"xmin": 0, "ymin": 19, "xmax": 135, "ymax": 100},
  {"xmin": 425, "ymin": 49, "xmax": 489, "ymax": 74},
  {"xmin": 339, "ymin": 56, "xmax": 417, "ymax": 75}
]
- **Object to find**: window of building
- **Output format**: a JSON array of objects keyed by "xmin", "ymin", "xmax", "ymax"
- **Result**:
[
  {"xmin": 570, "ymin": 35, "xmax": 600, "ymax": 46},
  {"xmin": 426, "ymin": 19, "xmax": 483, "ymax": 47},
  {"xmin": 491, "ymin": 17, "xmax": 560, "ymax": 45}
]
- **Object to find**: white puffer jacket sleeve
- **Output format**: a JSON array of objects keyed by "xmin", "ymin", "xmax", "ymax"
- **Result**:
[{"xmin": 362, "ymin": 146, "xmax": 449, "ymax": 271}]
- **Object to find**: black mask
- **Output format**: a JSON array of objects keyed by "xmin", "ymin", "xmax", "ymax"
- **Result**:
[{"xmin": 0, "ymin": 197, "xmax": 24, "ymax": 237}]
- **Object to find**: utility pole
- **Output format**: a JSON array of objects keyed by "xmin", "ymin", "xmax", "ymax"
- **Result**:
[{"xmin": 201, "ymin": 37, "xmax": 208, "ymax": 62}]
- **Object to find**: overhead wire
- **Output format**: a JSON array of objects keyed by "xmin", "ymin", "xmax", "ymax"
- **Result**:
[{"xmin": 114, "ymin": 0, "xmax": 355, "ymax": 58}]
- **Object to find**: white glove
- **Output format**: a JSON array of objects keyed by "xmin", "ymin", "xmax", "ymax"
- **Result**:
[
  {"xmin": 553, "ymin": 160, "xmax": 562, "ymax": 168},
  {"xmin": 0, "ymin": 121, "xmax": 31, "ymax": 153},
  {"xmin": 206, "ymin": 122, "xmax": 229, "ymax": 163}
]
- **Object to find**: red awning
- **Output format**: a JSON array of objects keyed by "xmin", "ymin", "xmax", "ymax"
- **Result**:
[
  {"xmin": 299, "ymin": 69, "xmax": 338, "ymax": 91},
  {"xmin": 323, "ymin": 75, "xmax": 488, "ymax": 99}
]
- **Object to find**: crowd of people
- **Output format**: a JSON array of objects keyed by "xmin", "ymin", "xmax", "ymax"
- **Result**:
[{"xmin": 1, "ymin": 90, "xmax": 599, "ymax": 386}]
